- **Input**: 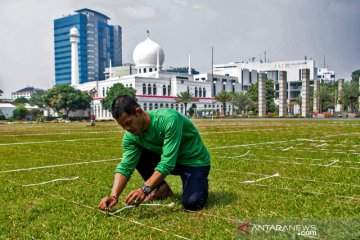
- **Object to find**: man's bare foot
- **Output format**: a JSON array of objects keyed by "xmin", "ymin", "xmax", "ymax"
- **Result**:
[{"xmin": 145, "ymin": 183, "xmax": 174, "ymax": 201}]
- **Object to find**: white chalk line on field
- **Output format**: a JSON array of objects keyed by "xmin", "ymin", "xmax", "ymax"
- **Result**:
[
  {"xmin": 22, "ymin": 176, "xmax": 79, "ymax": 187},
  {"xmin": 0, "ymin": 158, "xmax": 122, "ymax": 173},
  {"xmin": 0, "ymin": 137, "xmax": 119, "ymax": 146},
  {"xmin": 211, "ymin": 168, "xmax": 360, "ymax": 188}
]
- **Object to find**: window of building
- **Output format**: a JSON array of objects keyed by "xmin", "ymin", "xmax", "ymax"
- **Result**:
[
  {"xmin": 195, "ymin": 87, "xmax": 198, "ymax": 97},
  {"xmin": 163, "ymin": 85, "xmax": 166, "ymax": 96},
  {"xmin": 139, "ymin": 69, "xmax": 142, "ymax": 73},
  {"xmin": 199, "ymin": 87, "xmax": 202, "ymax": 97},
  {"xmin": 171, "ymin": 104, "xmax": 174, "ymax": 109},
  {"xmin": 187, "ymin": 86, "xmax": 190, "ymax": 93},
  {"xmin": 149, "ymin": 68, "xmax": 153, "ymax": 72},
  {"xmin": 249, "ymin": 72, "xmax": 252, "ymax": 83},
  {"xmin": 143, "ymin": 83, "xmax": 146, "ymax": 95},
  {"xmin": 143, "ymin": 103, "xmax": 147, "ymax": 111},
  {"xmin": 149, "ymin": 103, "xmax": 153, "ymax": 110},
  {"xmin": 203, "ymin": 88, "xmax": 206, "ymax": 97},
  {"xmin": 144, "ymin": 68, "xmax": 147, "ymax": 73},
  {"xmin": 148, "ymin": 84, "xmax": 152, "ymax": 95},
  {"xmin": 153, "ymin": 84, "xmax": 157, "ymax": 95},
  {"xmin": 155, "ymin": 103, "xmax": 158, "ymax": 109},
  {"xmin": 160, "ymin": 103, "xmax": 163, "ymax": 108},
  {"xmin": 102, "ymin": 87, "xmax": 105, "ymax": 97},
  {"xmin": 165, "ymin": 103, "xmax": 169, "ymax": 108},
  {"xmin": 167, "ymin": 85, "xmax": 171, "ymax": 96}
]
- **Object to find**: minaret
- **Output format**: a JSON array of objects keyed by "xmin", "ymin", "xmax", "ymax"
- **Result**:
[
  {"xmin": 188, "ymin": 54, "xmax": 191, "ymax": 75},
  {"xmin": 70, "ymin": 27, "xmax": 79, "ymax": 86}
]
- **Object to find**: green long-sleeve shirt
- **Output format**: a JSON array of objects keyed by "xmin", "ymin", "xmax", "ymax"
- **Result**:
[{"xmin": 115, "ymin": 108, "xmax": 210, "ymax": 179}]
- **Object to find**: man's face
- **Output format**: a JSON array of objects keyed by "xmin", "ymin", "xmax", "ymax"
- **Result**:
[{"xmin": 116, "ymin": 108, "xmax": 144, "ymax": 135}]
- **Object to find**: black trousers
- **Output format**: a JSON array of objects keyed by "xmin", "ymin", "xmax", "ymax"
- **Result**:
[{"xmin": 136, "ymin": 149, "xmax": 210, "ymax": 210}]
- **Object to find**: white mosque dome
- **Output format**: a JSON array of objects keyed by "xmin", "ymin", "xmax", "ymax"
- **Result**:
[
  {"xmin": 70, "ymin": 27, "xmax": 79, "ymax": 35},
  {"xmin": 133, "ymin": 37, "xmax": 165, "ymax": 68}
]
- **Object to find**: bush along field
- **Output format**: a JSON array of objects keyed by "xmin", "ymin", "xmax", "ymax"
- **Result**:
[{"xmin": 0, "ymin": 119, "xmax": 359, "ymax": 239}]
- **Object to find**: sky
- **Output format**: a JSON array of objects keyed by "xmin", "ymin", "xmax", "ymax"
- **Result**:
[{"xmin": 0, "ymin": 0, "xmax": 359, "ymax": 98}]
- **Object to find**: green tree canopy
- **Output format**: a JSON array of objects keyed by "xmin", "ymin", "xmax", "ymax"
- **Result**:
[
  {"xmin": 175, "ymin": 91, "xmax": 197, "ymax": 114},
  {"xmin": 351, "ymin": 69, "xmax": 360, "ymax": 84},
  {"xmin": 13, "ymin": 105, "xmax": 28, "ymax": 120},
  {"xmin": 215, "ymin": 90, "xmax": 232, "ymax": 116},
  {"xmin": 29, "ymin": 89, "xmax": 46, "ymax": 108},
  {"xmin": 318, "ymin": 83, "xmax": 335, "ymax": 113},
  {"xmin": 343, "ymin": 81, "xmax": 360, "ymax": 112},
  {"xmin": 247, "ymin": 79, "xmax": 276, "ymax": 113},
  {"xmin": 230, "ymin": 91, "xmax": 250, "ymax": 115},
  {"xmin": 101, "ymin": 83, "xmax": 136, "ymax": 111},
  {"xmin": 42, "ymin": 85, "xmax": 91, "ymax": 117},
  {"xmin": 13, "ymin": 97, "xmax": 29, "ymax": 104}
]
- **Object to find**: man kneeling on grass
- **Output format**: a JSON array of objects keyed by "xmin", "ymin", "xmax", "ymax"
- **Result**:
[{"xmin": 98, "ymin": 95, "xmax": 211, "ymax": 211}]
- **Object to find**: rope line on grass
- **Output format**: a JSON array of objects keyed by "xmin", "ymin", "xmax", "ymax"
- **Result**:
[
  {"xmin": 0, "ymin": 158, "xmax": 121, "ymax": 173},
  {"xmin": 22, "ymin": 176, "xmax": 79, "ymax": 187},
  {"xmin": 217, "ymin": 178, "xmax": 360, "ymax": 201},
  {"xmin": 1, "ymin": 178, "xmax": 191, "ymax": 240},
  {"xmin": 211, "ymin": 168, "xmax": 360, "ymax": 188},
  {"xmin": 214, "ymin": 155, "xmax": 360, "ymax": 170},
  {"xmin": 0, "ymin": 137, "xmax": 119, "ymax": 146}
]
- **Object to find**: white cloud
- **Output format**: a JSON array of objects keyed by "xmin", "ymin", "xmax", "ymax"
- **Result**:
[
  {"xmin": 191, "ymin": 4, "xmax": 203, "ymax": 10},
  {"xmin": 123, "ymin": 4, "xmax": 157, "ymax": 19}
]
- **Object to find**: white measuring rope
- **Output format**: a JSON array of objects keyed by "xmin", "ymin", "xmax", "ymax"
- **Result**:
[
  {"xmin": 22, "ymin": 176, "xmax": 79, "ymax": 187},
  {"xmin": 110, "ymin": 202, "xmax": 176, "ymax": 216},
  {"xmin": 323, "ymin": 160, "xmax": 339, "ymax": 167},
  {"xmin": 281, "ymin": 146, "xmax": 293, "ymax": 151},
  {"xmin": 243, "ymin": 173, "xmax": 280, "ymax": 184},
  {"xmin": 0, "ymin": 158, "xmax": 121, "ymax": 173},
  {"xmin": 315, "ymin": 143, "xmax": 328, "ymax": 147},
  {"xmin": 0, "ymin": 137, "xmax": 119, "ymax": 146}
]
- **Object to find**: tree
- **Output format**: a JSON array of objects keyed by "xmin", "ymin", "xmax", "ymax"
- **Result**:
[
  {"xmin": 343, "ymin": 81, "xmax": 360, "ymax": 113},
  {"xmin": 0, "ymin": 89, "xmax": 3, "ymax": 96},
  {"xmin": 101, "ymin": 83, "xmax": 136, "ymax": 111},
  {"xmin": 318, "ymin": 83, "xmax": 334, "ymax": 113},
  {"xmin": 215, "ymin": 90, "xmax": 232, "ymax": 116},
  {"xmin": 29, "ymin": 89, "xmax": 46, "ymax": 108},
  {"xmin": 351, "ymin": 69, "xmax": 360, "ymax": 84},
  {"xmin": 13, "ymin": 105, "xmax": 28, "ymax": 120},
  {"xmin": 42, "ymin": 85, "xmax": 91, "ymax": 117},
  {"xmin": 247, "ymin": 79, "xmax": 276, "ymax": 113},
  {"xmin": 13, "ymin": 97, "xmax": 29, "ymax": 104},
  {"xmin": 230, "ymin": 91, "xmax": 249, "ymax": 115},
  {"xmin": 175, "ymin": 91, "xmax": 197, "ymax": 114}
]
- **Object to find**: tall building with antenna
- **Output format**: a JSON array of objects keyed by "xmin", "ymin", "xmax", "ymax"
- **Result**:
[{"xmin": 54, "ymin": 8, "xmax": 122, "ymax": 85}]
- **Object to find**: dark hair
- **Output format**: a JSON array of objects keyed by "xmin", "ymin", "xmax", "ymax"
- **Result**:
[{"xmin": 111, "ymin": 95, "xmax": 140, "ymax": 119}]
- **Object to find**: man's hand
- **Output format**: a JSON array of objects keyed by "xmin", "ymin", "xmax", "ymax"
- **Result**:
[
  {"xmin": 125, "ymin": 188, "xmax": 146, "ymax": 205},
  {"xmin": 98, "ymin": 196, "xmax": 118, "ymax": 211}
]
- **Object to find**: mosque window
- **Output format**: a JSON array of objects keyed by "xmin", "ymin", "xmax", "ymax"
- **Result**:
[
  {"xmin": 160, "ymin": 103, "xmax": 164, "ymax": 108},
  {"xmin": 102, "ymin": 87, "xmax": 105, "ymax": 97},
  {"xmin": 163, "ymin": 85, "xmax": 166, "ymax": 96},
  {"xmin": 199, "ymin": 88, "xmax": 202, "ymax": 97},
  {"xmin": 149, "ymin": 103, "xmax": 153, "ymax": 110},
  {"xmin": 149, "ymin": 68, "xmax": 153, "ymax": 72},
  {"xmin": 165, "ymin": 103, "xmax": 169, "ymax": 108},
  {"xmin": 155, "ymin": 103, "xmax": 158, "ymax": 109},
  {"xmin": 187, "ymin": 86, "xmax": 190, "ymax": 93},
  {"xmin": 153, "ymin": 84, "xmax": 157, "ymax": 95},
  {"xmin": 195, "ymin": 87, "xmax": 198, "ymax": 97},
  {"xmin": 167, "ymin": 85, "xmax": 171, "ymax": 96},
  {"xmin": 143, "ymin": 103, "xmax": 147, "ymax": 111},
  {"xmin": 139, "ymin": 69, "xmax": 142, "ymax": 73},
  {"xmin": 171, "ymin": 104, "xmax": 174, "ymax": 109},
  {"xmin": 203, "ymin": 88, "xmax": 206, "ymax": 97},
  {"xmin": 175, "ymin": 104, "xmax": 178, "ymax": 111},
  {"xmin": 148, "ymin": 84, "xmax": 152, "ymax": 95},
  {"xmin": 143, "ymin": 83, "xmax": 146, "ymax": 95},
  {"xmin": 144, "ymin": 68, "xmax": 147, "ymax": 73}
]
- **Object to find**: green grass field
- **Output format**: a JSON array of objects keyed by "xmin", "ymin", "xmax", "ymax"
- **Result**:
[{"xmin": 0, "ymin": 119, "xmax": 359, "ymax": 239}]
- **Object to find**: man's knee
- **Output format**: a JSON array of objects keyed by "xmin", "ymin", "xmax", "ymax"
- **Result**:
[{"xmin": 182, "ymin": 193, "xmax": 207, "ymax": 211}]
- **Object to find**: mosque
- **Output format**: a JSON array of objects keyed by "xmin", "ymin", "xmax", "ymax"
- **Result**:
[{"xmin": 73, "ymin": 28, "xmax": 241, "ymax": 119}]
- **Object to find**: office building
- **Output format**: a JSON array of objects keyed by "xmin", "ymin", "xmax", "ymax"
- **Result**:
[{"xmin": 54, "ymin": 8, "xmax": 122, "ymax": 85}]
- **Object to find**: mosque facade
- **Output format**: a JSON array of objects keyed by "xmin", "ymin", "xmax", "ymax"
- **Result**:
[{"xmin": 75, "ymin": 35, "xmax": 240, "ymax": 119}]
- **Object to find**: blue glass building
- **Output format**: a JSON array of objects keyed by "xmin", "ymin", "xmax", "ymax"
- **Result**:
[{"xmin": 54, "ymin": 8, "xmax": 122, "ymax": 85}]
